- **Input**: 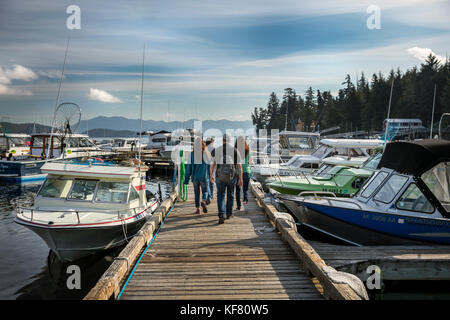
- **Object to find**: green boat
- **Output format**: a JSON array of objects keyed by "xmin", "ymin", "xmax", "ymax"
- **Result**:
[{"xmin": 267, "ymin": 165, "xmax": 373, "ymax": 197}]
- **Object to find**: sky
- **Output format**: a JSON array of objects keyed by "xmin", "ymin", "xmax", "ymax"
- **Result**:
[{"xmin": 0, "ymin": 0, "xmax": 449, "ymax": 124}]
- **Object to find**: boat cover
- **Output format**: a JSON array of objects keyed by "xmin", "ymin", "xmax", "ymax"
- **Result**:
[{"xmin": 377, "ymin": 139, "xmax": 450, "ymax": 176}]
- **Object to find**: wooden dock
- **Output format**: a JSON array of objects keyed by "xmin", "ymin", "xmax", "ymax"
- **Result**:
[{"xmin": 119, "ymin": 184, "xmax": 323, "ymax": 300}]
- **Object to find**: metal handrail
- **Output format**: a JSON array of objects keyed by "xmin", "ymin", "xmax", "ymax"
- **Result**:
[
  {"xmin": 17, "ymin": 205, "xmax": 148, "ymax": 224},
  {"xmin": 298, "ymin": 191, "xmax": 337, "ymax": 198}
]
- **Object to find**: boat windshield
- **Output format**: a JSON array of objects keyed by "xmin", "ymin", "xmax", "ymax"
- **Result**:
[
  {"xmin": 38, "ymin": 178, "xmax": 74, "ymax": 198},
  {"xmin": 421, "ymin": 161, "xmax": 450, "ymax": 213},
  {"xmin": 361, "ymin": 152, "xmax": 383, "ymax": 170},
  {"xmin": 38, "ymin": 178, "xmax": 132, "ymax": 203},
  {"xmin": 359, "ymin": 171, "xmax": 389, "ymax": 198}
]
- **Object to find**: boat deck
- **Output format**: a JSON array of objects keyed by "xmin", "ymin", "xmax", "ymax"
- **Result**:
[{"xmin": 119, "ymin": 184, "xmax": 324, "ymax": 300}]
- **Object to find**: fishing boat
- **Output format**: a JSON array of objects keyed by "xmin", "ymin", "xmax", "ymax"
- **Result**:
[
  {"xmin": 0, "ymin": 133, "xmax": 107, "ymax": 183},
  {"xmin": 277, "ymin": 140, "xmax": 450, "ymax": 245},
  {"xmin": 251, "ymin": 138, "xmax": 382, "ymax": 187},
  {"xmin": 15, "ymin": 161, "xmax": 160, "ymax": 261}
]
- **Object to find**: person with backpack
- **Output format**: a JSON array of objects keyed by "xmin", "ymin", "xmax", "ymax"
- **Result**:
[
  {"xmin": 234, "ymin": 136, "xmax": 252, "ymax": 212},
  {"xmin": 184, "ymin": 136, "xmax": 211, "ymax": 214},
  {"xmin": 210, "ymin": 134, "xmax": 243, "ymax": 224}
]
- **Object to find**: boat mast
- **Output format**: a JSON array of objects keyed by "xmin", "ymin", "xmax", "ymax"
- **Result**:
[
  {"xmin": 48, "ymin": 38, "xmax": 70, "ymax": 158},
  {"xmin": 430, "ymin": 83, "xmax": 437, "ymax": 139},
  {"xmin": 138, "ymin": 44, "xmax": 145, "ymax": 172}
]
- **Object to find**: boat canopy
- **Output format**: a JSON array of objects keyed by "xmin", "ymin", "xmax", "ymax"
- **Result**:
[
  {"xmin": 320, "ymin": 139, "xmax": 384, "ymax": 149},
  {"xmin": 378, "ymin": 140, "xmax": 450, "ymax": 176}
]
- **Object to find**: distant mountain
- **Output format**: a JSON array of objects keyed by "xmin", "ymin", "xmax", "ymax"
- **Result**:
[
  {"xmin": 79, "ymin": 116, "xmax": 254, "ymax": 134},
  {"xmin": 81, "ymin": 128, "xmax": 138, "ymax": 138}
]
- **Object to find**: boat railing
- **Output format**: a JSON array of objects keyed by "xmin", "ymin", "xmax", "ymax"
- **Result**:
[
  {"xmin": 298, "ymin": 191, "xmax": 337, "ymax": 198},
  {"xmin": 17, "ymin": 205, "xmax": 148, "ymax": 225}
]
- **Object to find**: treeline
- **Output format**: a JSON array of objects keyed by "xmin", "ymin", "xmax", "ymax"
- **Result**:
[{"xmin": 252, "ymin": 54, "xmax": 450, "ymax": 133}]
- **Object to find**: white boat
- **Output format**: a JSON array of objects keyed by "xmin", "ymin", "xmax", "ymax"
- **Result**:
[
  {"xmin": 112, "ymin": 138, "xmax": 147, "ymax": 152},
  {"xmin": 251, "ymin": 138, "xmax": 384, "ymax": 186},
  {"xmin": 147, "ymin": 130, "xmax": 172, "ymax": 150},
  {"xmin": 0, "ymin": 133, "xmax": 31, "ymax": 159},
  {"xmin": 15, "ymin": 161, "xmax": 160, "ymax": 261},
  {"xmin": 263, "ymin": 131, "xmax": 320, "ymax": 162},
  {"xmin": 0, "ymin": 133, "xmax": 109, "ymax": 183}
]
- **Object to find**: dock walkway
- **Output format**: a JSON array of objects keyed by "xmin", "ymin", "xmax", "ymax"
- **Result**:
[{"xmin": 119, "ymin": 185, "xmax": 324, "ymax": 300}]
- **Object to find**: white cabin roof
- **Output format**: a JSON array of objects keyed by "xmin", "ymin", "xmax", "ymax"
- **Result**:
[
  {"xmin": 41, "ymin": 162, "xmax": 139, "ymax": 179},
  {"xmin": 320, "ymin": 139, "xmax": 384, "ymax": 149},
  {"xmin": 0, "ymin": 133, "xmax": 30, "ymax": 138}
]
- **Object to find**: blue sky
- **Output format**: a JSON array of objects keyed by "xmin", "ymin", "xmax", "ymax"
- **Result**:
[{"xmin": 0, "ymin": 0, "xmax": 449, "ymax": 124}]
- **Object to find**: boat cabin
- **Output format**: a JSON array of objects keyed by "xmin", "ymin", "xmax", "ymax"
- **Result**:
[
  {"xmin": 0, "ymin": 133, "xmax": 30, "ymax": 159},
  {"xmin": 355, "ymin": 140, "xmax": 450, "ymax": 219},
  {"xmin": 34, "ymin": 162, "xmax": 151, "ymax": 213}
]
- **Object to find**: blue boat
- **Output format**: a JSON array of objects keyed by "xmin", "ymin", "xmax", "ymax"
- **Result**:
[{"xmin": 278, "ymin": 140, "xmax": 450, "ymax": 245}]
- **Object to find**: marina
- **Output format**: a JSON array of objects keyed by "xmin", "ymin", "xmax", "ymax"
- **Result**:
[{"xmin": 0, "ymin": 0, "xmax": 449, "ymax": 306}]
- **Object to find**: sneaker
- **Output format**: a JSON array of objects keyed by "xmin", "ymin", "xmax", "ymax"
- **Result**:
[
  {"xmin": 201, "ymin": 201, "xmax": 208, "ymax": 213},
  {"xmin": 226, "ymin": 214, "xmax": 233, "ymax": 219},
  {"xmin": 218, "ymin": 216, "xmax": 225, "ymax": 224},
  {"xmin": 206, "ymin": 199, "xmax": 211, "ymax": 205},
  {"xmin": 243, "ymin": 201, "xmax": 248, "ymax": 213},
  {"xmin": 196, "ymin": 208, "xmax": 201, "ymax": 214}
]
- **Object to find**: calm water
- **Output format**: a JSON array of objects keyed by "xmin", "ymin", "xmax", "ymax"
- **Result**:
[{"xmin": 0, "ymin": 175, "xmax": 172, "ymax": 300}]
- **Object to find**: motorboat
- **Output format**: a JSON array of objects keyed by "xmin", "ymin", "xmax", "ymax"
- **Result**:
[
  {"xmin": 0, "ymin": 133, "xmax": 31, "ymax": 159},
  {"xmin": 111, "ymin": 138, "xmax": 147, "ymax": 152},
  {"xmin": 251, "ymin": 138, "xmax": 383, "ymax": 187},
  {"xmin": 267, "ymin": 166, "xmax": 373, "ymax": 197},
  {"xmin": 147, "ymin": 130, "xmax": 172, "ymax": 150},
  {"xmin": 15, "ymin": 161, "xmax": 160, "ymax": 261},
  {"xmin": 263, "ymin": 131, "xmax": 320, "ymax": 162},
  {"xmin": 0, "ymin": 133, "xmax": 108, "ymax": 183},
  {"xmin": 277, "ymin": 140, "xmax": 450, "ymax": 245}
]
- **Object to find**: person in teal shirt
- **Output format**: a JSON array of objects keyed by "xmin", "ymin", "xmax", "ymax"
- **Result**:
[{"xmin": 184, "ymin": 137, "xmax": 211, "ymax": 214}]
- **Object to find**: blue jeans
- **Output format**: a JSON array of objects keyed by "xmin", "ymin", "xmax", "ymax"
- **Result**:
[
  {"xmin": 235, "ymin": 172, "xmax": 250, "ymax": 209},
  {"xmin": 207, "ymin": 181, "xmax": 214, "ymax": 200},
  {"xmin": 216, "ymin": 179, "xmax": 236, "ymax": 217},
  {"xmin": 193, "ymin": 180, "xmax": 208, "ymax": 208}
]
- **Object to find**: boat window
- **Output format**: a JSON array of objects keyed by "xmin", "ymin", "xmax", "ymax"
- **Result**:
[
  {"xmin": 65, "ymin": 138, "xmax": 80, "ymax": 148},
  {"xmin": 95, "ymin": 182, "xmax": 129, "ymax": 203},
  {"xmin": 32, "ymin": 136, "xmax": 44, "ymax": 147},
  {"xmin": 129, "ymin": 187, "xmax": 140, "ymax": 202},
  {"xmin": 287, "ymin": 137, "xmax": 312, "ymax": 149},
  {"xmin": 0, "ymin": 137, "xmax": 7, "ymax": 149},
  {"xmin": 352, "ymin": 177, "xmax": 367, "ymax": 190},
  {"xmin": 67, "ymin": 180, "xmax": 97, "ymax": 201},
  {"xmin": 396, "ymin": 184, "xmax": 434, "ymax": 214},
  {"xmin": 52, "ymin": 137, "xmax": 61, "ymax": 148},
  {"xmin": 373, "ymin": 174, "xmax": 409, "ymax": 203},
  {"xmin": 359, "ymin": 171, "xmax": 389, "ymax": 198},
  {"xmin": 79, "ymin": 138, "xmax": 93, "ymax": 147},
  {"xmin": 10, "ymin": 137, "xmax": 30, "ymax": 147},
  {"xmin": 38, "ymin": 178, "xmax": 73, "ymax": 198},
  {"xmin": 421, "ymin": 161, "xmax": 450, "ymax": 212}
]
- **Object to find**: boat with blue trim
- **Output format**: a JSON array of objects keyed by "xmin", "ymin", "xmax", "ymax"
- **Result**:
[{"xmin": 278, "ymin": 140, "xmax": 450, "ymax": 245}]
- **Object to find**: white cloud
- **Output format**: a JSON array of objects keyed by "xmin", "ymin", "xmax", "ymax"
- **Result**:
[
  {"xmin": 0, "ymin": 83, "xmax": 32, "ymax": 96},
  {"xmin": 3, "ymin": 64, "xmax": 38, "ymax": 81},
  {"xmin": 0, "ymin": 64, "xmax": 37, "ymax": 95},
  {"xmin": 88, "ymin": 88, "xmax": 122, "ymax": 103},
  {"xmin": 38, "ymin": 70, "xmax": 63, "ymax": 79},
  {"xmin": 407, "ymin": 47, "xmax": 446, "ymax": 64}
]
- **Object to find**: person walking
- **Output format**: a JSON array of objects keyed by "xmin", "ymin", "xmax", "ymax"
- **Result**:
[
  {"xmin": 210, "ymin": 134, "xmax": 243, "ymax": 224},
  {"xmin": 205, "ymin": 137, "xmax": 215, "ymax": 203},
  {"xmin": 184, "ymin": 136, "xmax": 210, "ymax": 214},
  {"xmin": 234, "ymin": 136, "xmax": 252, "ymax": 212}
]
